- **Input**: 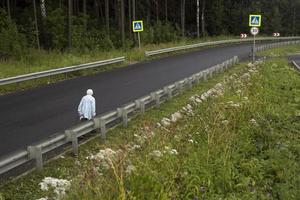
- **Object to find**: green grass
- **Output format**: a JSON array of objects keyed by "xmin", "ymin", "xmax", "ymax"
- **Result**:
[
  {"xmin": 1, "ymin": 45, "xmax": 300, "ymax": 199},
  {"xmin": 258, "ymin": 44, "xmax": 300, "ymax": 57}
]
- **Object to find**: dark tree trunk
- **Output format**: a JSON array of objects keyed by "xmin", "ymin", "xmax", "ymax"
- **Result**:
[
  {"xmin": 33, "ymin": 0, "xmax": 40, "ymax": 50},
  {"xmin": 121, "ymin": 0, "xmax": 125, "ymax": 48},
  {"xmin": 128, "ymin": 0, "xmax": 132, "ymax": 38},
  {"xmin": 132, "ymin": 0, "xmax": 136, "ymax": 42},
  {"xmin": 197, "ymin": 0, "xmax": 200, "ymax": 37},
  {"xmin": 181, "ymin": 0, "xmax": 185, "ymax": 37},
  {"xmin": 132, "ymin": 0, "xmax": 136, "ymax": 20},
  {"xmin": 156, "ymin": 0, "xmax": 159, "ymax": 23},
  {"xmin": 147, "ymin": 0, "xmax": 151, "ymax": 25},
  {"xmin": 165, "ymin": 0, "xmax": 168, "ymax": 22},
  {"xmin": 6, "ymin": 0, "xmax": 11, "ymax": 19},
  {"xmin": 105, "ymin": 0, "xmax": 110, "ymax": 34},
  {"xmin": 201, "ymin": 0, "xmax": 206, "ymax": 36},
  {"xmin": 83, "ymin": 0, "xmax": 87, "ymax": 32},
  {"xmin": 68, "ymin": 0, "xmax": 73, "ymax": 49},
  {"xmin": 94, "ymin": 0, "xmax": 100, "ymax": 26},
  {"xmin": 292, "ymin": 7, "xmax": 296, "ymax": 36}
]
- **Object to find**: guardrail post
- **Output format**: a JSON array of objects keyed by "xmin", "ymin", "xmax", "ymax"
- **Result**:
[
  {"xmin": 118, "ymin": 108, "xmax": 128, "ymax": 127},
  {"xmin": 203, "ymin": 71, "xmax": 208, "ymax": 81},
  {"xmin": 209, "ymin": 69, "xmax": 213, "ymax": 78},
  {"xmin": 151, "ymin": 92, "xmax": 161, "ymax": 108},
  {"xmin": 164, "ymin": 86, "xmax": 172, "ymax": 100},
  {"xmin": 194, "ymin": 74, "xmax": 200, "ymax": 84},
  {"xmin": 99, "ymin": 118, "xmax": 106, "ymax": 139},
  {"xmin": 175, "ymin": 82, "xmax": 183, "ymax": 94},
  {"xmin": 234, "ymin": 56, "xmax": 239, "ymax": 64},
  {"xmin": 65, "ymin": 130, "xmax": 78, "ymax": 156},
  {"xmin": 188, "ymin": 78, "xmax": 193, "ymax": 90},
  {"xmin": 28, "ymin": 146, "xmax": 43, "ymax": 171},
  {"xmin": 93, "ymin": 117, "xmax": 106, "ymax": 139},
  {"xmin": 215, "ymin": 65, "xmax": 220, "ymax": 73},
  {"xmin": 135, "ymin": 99, "xmax": 146, "ymax": 114}
]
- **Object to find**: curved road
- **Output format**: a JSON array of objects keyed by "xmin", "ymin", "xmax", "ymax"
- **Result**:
[
  {"xmin": 289, "ymin": 55, "xmax": 300, "ymax": 66},
  {"xmin": 0, "ymin": 43, "xmax": 258, "ymax": 158}
]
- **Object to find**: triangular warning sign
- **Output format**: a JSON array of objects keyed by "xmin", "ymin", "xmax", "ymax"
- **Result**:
[
  {"xmin": 251, "ymin": 17, "xmax": 259, "ymax": 24},
  {"xmin": 134, "ymin": 23, "xmax": 141, "ymax": 30}
]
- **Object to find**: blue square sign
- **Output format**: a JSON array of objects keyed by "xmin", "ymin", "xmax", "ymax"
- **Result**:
[
  {"xmin": 249, "ymin": 15, "xmax": 262, "ymax": 27},
  {"xmin": 133, "ymin": 21, "xmax": 143, "ymax": 32}
]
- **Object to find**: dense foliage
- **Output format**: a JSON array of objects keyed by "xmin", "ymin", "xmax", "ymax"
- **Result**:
[{"xmin": 0, "ymin": 0, "xmax": 300, "ymax": 57}]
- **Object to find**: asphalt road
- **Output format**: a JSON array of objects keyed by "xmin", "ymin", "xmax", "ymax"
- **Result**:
[
  {"xmin": 289, "ymin": 55, "xmax": 300, "ymax": 66},
  {"xmin": 0, "ymin": 43, "xmax": 258, "ymax": 158}
]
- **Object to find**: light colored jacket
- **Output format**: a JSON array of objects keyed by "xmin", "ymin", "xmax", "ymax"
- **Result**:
[{"xmin": 78, "ymin": 94, "xmax": 96, "ymax": 120}]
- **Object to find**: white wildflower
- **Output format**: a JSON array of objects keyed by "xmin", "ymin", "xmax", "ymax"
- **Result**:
[
  {"xmin": 87, "ymin": 148, "xmax": 122, "ymax": 170},
  {"xmin": 250, "ymin": 119, "xmax": 258, "ymax": 126},
  {"xmin": 241, "ymin": 73, "xmax": 251, "ymax": 81},
  {"xmin": 36, "ymin": 198, "xmax": 48, "ymax": 200},
  {"xmin": 150, "ymin": 150, "xmax": 163, "ymax": 158},
  {"xmin": 227, "ymin": 101, "xmax": 241, "ymax": 108},
  {"xmin": 188, "ymin": 139, "xmax": 194, "ymax": 143},
  {"xmin": 187, "ymin": 104, "xmax": 193, "ymax": 110},
  {"xmin": 247, "ymin": 63, "xmax": 254, "ymax": 68},
  {"xmin": 164, "ymin": 146, "xmax": 171, "ymax": 150},
  {"xmin": 161, "ymin": 117, "xmax": 171, "ymax": 127},
  {"xmin": 195, "ymin": 97, "xmax": 203, "ymax": 103},
  {"xmin": 236, "ymin": 90, "xmax": 242, "ymax": 94},
  {"xmin": 171, "ymin": 112, "xmax": 182, "ymax": 122},
  {"xmin": 39, "ymin": 177, "xmax": 71, "ymax": 198},
  {"xmin": 130, "ymin": 144, "xmax": 141, "ymax": 151},
  {"xmin": 125, "ymin": 165, "xmax": 136, "ymax": 175},
  {"xmin": 221, "ymin": 120, "xmax": 229, "ymax": 125},
  {"xmin": 169, "ymin": 149, "xmax": 178, "ymax": 155},
  {"xmin": 174, "ymin": 135, "xmax": 180, "ymax": 141}
]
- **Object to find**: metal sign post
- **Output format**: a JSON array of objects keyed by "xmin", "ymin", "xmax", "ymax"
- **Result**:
[
  {"xmin": 250, "ymin": 27, "xmax": 259, "ymax": 63},
  {"xmin": 249, "ymin": 14, "xmax": 262, "ymax": 63},
  {"xmin": 253, "ymin": 34, "xmax": 256, "ymax": 63},
  {"xmin": 137, "ymin": 32, "xmax": 141, "ymax": 49},
  {"xmin": 132, "ymin": 20, "xmax": 144, "ymax": 49}
]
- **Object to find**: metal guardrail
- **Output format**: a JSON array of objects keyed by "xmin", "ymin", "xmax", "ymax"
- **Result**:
[
  {"xmin": 0, "ymin": 40, "xmax": 297, "ymax": 178},
  {"xmin": 145, "ymin": 37, "xmax": 300, "ymax": 57},
  {"xmin": 255, "ymin": 40, "xmax": 300, "ymax": 51},
  {"xmin": 292, "ymin": 61, "xmax": 300, "ymax": 71},
  {"xmin": 0, "ymin": 57, "xmax": 125, "ymax": 86}
]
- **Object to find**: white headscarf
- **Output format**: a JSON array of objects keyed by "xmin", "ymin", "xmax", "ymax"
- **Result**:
[{"xmin": 86, "ymin": 89, "xmax": 93, "ymax": 96}]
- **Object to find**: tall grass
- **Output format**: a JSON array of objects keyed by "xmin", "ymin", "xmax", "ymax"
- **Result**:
[{"xmin": 62, "ymin": 58, "xmax": 300, "ymax": 199}]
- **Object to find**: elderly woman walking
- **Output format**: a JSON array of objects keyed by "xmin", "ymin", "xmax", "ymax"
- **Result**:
[{"xmin": 78, "ymin": 89, "xmax": 96, "ymax": 121}]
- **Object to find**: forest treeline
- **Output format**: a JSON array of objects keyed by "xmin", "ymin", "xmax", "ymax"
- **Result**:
[{"xmin": 0, "ymin": 0, "xmax": 299, "ymax": 59}]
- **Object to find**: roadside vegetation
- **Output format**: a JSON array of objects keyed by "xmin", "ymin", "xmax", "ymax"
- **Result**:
[
  {"xmin": 258, "ymin": 44, "xmax": 300, "ymax": 57},
  {"xmin": 0, "ymin": 45, "xmax": 299, "ymax": 199}
]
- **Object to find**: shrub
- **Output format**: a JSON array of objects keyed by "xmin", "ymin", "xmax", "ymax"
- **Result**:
[{"xmin": 0, "ymin": 9, "xmax": 26, "ymax": 59}]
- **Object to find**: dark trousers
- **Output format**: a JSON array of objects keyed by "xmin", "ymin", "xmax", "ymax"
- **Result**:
[{"xmin": 80, "ymin": 118, "xmax": 88, "ymax": 122}]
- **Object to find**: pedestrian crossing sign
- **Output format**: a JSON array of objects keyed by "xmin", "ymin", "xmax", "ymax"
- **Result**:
[
  {"xmin": 133, "ymin": 20, "xmax": 144, "ymax": 32},
  {"xmin": 249, "ymin": 15, "xmax": 262, "ymax": 27}
]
